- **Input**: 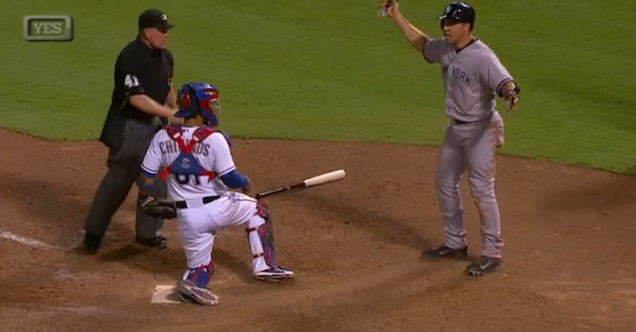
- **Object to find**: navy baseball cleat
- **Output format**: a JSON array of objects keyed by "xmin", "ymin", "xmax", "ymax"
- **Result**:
[
  {"xmin": 422, "ymin": 244, "xmax": 469, "ymax": 259},
  {"xmin": 465, "ymin": 256, "xmax": 502, "ymax": 276},
  {"xmin": 254, "ymin": 266, "xmax": 295, "ymax": 282}
]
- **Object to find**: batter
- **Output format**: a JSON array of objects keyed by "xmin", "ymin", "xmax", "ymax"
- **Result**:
[
  {"xmin": 137, "ymin": 82, "xmax": 294, "ymax": 306},
  {"xmin": 382, "ymin": 1, "xmax": 520, "ymax": 276}
]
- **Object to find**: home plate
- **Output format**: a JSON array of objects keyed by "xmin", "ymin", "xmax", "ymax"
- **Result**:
[{"xmin": 151, "ymin": 285, "xmax": 182, "ymax": 304}]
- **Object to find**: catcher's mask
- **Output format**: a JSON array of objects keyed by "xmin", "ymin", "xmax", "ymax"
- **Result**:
[
  {"xmin": 438, "ymin": 1, "xmax": 475, "ymax": 31},
  {"xmin": 175, "ymin": 82, "xmax": 220, "ymax": 126}
]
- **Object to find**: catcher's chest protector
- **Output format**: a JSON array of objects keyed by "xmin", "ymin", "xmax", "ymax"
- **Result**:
[{"xmin": 160, "ymin": 125, "xmax": 218, "ymax": 182}]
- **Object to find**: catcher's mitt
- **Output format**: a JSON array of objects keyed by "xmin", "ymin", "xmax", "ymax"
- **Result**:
[{"xmin": 139, "ymin": 195, "xmax": 177, "ymax": 219}]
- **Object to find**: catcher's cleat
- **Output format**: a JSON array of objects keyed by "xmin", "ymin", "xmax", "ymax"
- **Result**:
[
  {"xmin": 422, "ymin": 244, "xmax": 469, "ymax": 260},
  {"xmin": 465, "ymin": 256, "xmax": 502, "ymax": 276},
  {"xmin": 254, "ymin": 267, "xmax": 295, "ymax": 282},
  {"xmin": 178, "ymin": 280, "xmax": 220, "ymax": 306},
  {"xmin": 135, "ymin": 235, "xmax": 168, "ymax": 249}
]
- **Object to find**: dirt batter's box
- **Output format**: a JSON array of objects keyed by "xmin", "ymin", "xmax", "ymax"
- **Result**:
[{"xmin": 23, "ymin": 15, "xmax": 74, "ymax": 42}]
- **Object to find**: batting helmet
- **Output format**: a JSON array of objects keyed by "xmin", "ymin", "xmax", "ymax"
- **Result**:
[
  {"xmin": 438, "ymin": 2, "xmax": 476, "ymax": 30},
  {"xmin": 175, "ymin": 82, "xmax": 221, "ymax": 127}
]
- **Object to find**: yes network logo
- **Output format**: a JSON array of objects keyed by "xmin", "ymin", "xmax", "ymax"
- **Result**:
[{"xmin": 23, "ymin": 15, "xmax": 74, "ymax": 42}]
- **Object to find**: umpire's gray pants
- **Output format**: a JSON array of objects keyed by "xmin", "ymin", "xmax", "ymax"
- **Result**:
[{"xmin": 84, "ymin": 117, "xmax": 167, "ymax": 240}]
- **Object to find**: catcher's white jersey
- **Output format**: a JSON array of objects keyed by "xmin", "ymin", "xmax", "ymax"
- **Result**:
[{"xmin": 141, "ymin": 126, "xmax": 235, "ymax": 201}]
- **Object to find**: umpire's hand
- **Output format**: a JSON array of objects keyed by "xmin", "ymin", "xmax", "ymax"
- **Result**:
[{"xmin": 168, "ymin": 112, "xmax": 183, "ymax": 125}]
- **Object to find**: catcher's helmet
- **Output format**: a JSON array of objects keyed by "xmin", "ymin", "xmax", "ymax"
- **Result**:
[
  {"xmin": 438, "ymin": 2, "xmax": 476, "ymax": 29},
  {"xmin": 175, "ymin": 82, "xmax": 221, "ymax": 127}
]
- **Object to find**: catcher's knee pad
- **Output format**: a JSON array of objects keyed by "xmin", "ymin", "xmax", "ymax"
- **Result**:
[
  {"xmin": 182, "ymin": 262, "xmax": 214, "ymax": 288},
  {"xmin": 245, "ymin": 200, "xmax": 277, "ymax": 268}
]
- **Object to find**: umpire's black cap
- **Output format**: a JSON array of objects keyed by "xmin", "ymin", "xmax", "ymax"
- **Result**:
[
  {"xmin": 138, "ymin": 9, "xmax": 174, "ymax": 30},
  {"xmin": 438, "ymin": 2, "xmax": 476, "ymax": 24}
]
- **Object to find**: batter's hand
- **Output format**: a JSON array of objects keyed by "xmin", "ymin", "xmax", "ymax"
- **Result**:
[
  {"xmin": 379, "ymin": 0, "xmax": 399, "ymax": 17},
  {"xmin": 506, "ymin": 91, "xmax": 519, "ymax": 111}
]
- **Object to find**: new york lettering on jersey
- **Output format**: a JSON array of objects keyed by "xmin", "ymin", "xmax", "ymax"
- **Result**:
[
  {"xmin": 428, "ymin": 39, "xmax": 513, "ymax": 122},
  {"xmin": 448, "ymin": 64, "xmax": 474, "ymax": 86}
]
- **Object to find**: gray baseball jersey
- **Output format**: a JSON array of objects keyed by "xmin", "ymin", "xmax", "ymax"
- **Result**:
[{"xmin": 423, "ymin": 38, "xmax": 513, "ymax": 123}]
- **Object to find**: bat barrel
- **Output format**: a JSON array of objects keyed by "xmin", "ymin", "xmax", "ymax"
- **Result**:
[{"xmin": 255, "ymin": 169, "xmax": 346, "ymax": 199}]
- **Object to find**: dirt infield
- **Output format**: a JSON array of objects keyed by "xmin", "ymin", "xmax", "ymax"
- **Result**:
[{"xmin": 1, "ymin": 128, "xmax": 635, "ymax": 332}]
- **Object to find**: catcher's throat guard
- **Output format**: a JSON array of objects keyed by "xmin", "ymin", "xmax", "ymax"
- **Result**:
[{"xmin": 160, "ymin": 125, "xmax": 218, "ymax": 182}]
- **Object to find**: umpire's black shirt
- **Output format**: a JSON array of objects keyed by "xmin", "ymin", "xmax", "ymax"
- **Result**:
[{"xmin": 99, "ymin": 36, "xmax": 174, "ymax": 149}]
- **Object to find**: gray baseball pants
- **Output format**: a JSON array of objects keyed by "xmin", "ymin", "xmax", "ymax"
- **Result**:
[
  {"xmin": 435, "ymin": 112, "xmax": 504, "ymax": 258},
  {"xmin": 85, "ymin": 117, "xmax": 167, "ymax": 240}
]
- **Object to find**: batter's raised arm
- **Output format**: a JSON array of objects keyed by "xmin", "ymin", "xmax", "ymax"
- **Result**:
[{"xmin": 382, "ymin": 0, "xmax": 432, "ymax": 53}]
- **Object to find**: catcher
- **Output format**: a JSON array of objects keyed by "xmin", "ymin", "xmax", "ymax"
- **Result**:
[{"xmin": 136, "ymin": 82, "xmax": 295, "ymax": 306}]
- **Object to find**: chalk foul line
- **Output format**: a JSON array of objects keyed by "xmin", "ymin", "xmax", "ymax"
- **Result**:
[{"xmin": 0, "ymin": 230, "xmax": 60, "ymax": 250}]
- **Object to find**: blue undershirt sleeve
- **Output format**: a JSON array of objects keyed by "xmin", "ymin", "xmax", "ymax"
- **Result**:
[
  {"xmin": 137, "ymin": 169, "xmax": 157, "ymax": 192},
  {"xmin": 220, "ymin": 170, "xmax": 250, "ymax": 189}
]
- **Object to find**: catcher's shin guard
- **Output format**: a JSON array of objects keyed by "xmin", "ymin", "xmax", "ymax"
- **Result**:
[
  {"xmin": 178, "ymin": 263, "xmax": 219, "ymax": 306},
  {"xmin": 246, "ymin": 201, "xmax": 294, "ymax": 282}
]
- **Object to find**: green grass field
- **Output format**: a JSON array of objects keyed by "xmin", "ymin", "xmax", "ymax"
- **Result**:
[{"xmin": 2, "ymin": 1, "xmax": 635, "ymax": 173}]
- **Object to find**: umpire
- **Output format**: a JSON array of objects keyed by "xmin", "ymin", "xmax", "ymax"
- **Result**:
[{"xmin": 82, "ymin": 9, "xmax": 178, "ymax": 254}]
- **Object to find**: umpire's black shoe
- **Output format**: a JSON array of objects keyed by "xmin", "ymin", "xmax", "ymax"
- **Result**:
[
  {"xmin": 465, "ymin": 256, "xmax": 502, "ymax": 276},
  {"xmin": 422, "ymin": 244, "xmax": 468, "ymax": 260},
  {"xmin": 82, "ymin": 232, "xmax": 101, "ymax": 254},
  {"xmin": 135, "ymin": 235, "xmax": 168, "ymax": 249}
]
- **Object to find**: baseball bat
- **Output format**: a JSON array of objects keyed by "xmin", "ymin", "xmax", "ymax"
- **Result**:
[{"xmin": 254, "ymin": 169, "xmax": 346, "ymax": 199}]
